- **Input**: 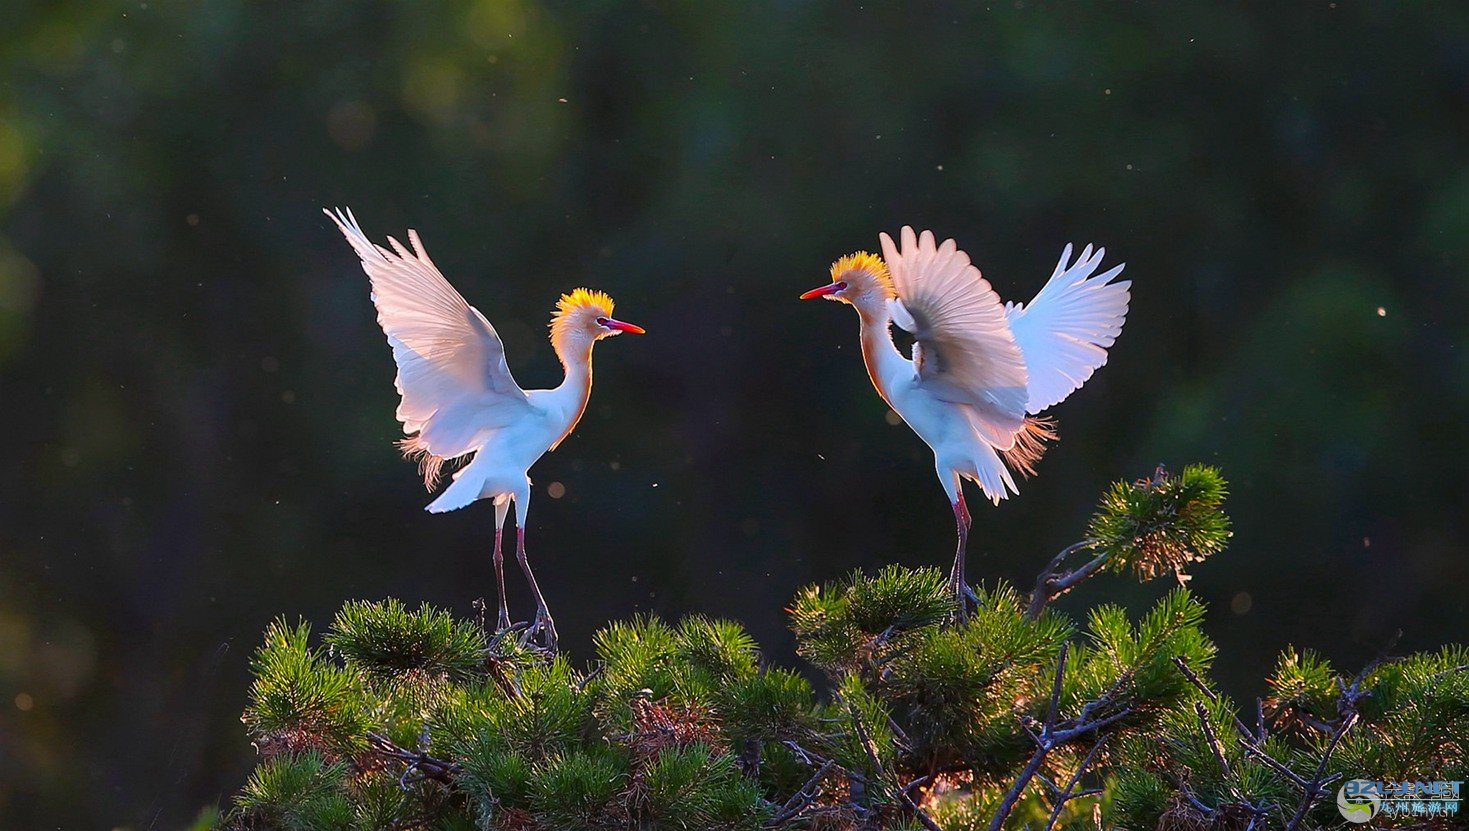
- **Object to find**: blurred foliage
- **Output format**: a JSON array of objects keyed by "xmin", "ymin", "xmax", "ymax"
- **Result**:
[{"xmin": 2, "ymin": 2, "xmax": 1468, "ymax": 827}]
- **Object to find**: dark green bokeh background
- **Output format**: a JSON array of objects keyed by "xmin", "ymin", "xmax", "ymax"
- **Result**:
[{"xmin": 2, "ymin": 2, "xmax": 1466, "ymax": 826}]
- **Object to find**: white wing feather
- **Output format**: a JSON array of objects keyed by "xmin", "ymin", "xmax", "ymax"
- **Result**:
[
  {"xmin": 1005, "ymin": 243, "xmax": 1130, "ymax": 414},
  {"xmin": 324, "ymin": 208, "xmax": 530, "ymax": 459},
  {"xmin": 880, "ymin": 226, "xmax": 1029, "ymax": 446}
]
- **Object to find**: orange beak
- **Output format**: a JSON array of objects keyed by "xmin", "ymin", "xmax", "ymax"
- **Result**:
[
  {"xmin": 603, "ymin": 318, "xmax": 646, "ymax": 334},
  {"xmin": 800, "ymin": 282, "xmax": 844, "ymax": 300}
]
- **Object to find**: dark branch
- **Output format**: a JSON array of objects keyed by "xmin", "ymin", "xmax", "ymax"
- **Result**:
[
  {"xmin": 1042, "ymin": 736, "xmax": 1108, "ymax": 831},
  {"xmin": 989, "ymin": 643, "xmax": 1132, "ymax": 831},
  {"xmin": 1282, "ymin": 638, "xmax": 1391, "ymax": 831},
  {"xmin": 366, "ymin": 731, "xmax": 461, "ymax": 787},
  {"xmin": 1193, "ymin": 701, "xmax": 1230, "ymax": 777},
  {"xmin": 1027, "ymin": 542, "xmax": 1104, "ymax": 619},
  {"xmin": 765, "ymin": 759, "xmax": 834, "ymax": 827},
  {"xmin": 845, "ymin": 699, "xmax": 943, "ymax": 831}
]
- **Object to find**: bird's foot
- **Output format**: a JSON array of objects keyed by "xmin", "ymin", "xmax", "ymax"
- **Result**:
[
  {"xmin": 527, "ymin": 607, "xmax": 559, "ymax": 653},
  {"xmin": 475, "ymin": 597, "xmax": 516, "ymax": 636},
  {"xmin": 948, "ymin": 574, "xmax": 977, "ymax": 624},
  {"xmin": 951, "ymin": 591, "xmax": 970, "ymax": 623}
]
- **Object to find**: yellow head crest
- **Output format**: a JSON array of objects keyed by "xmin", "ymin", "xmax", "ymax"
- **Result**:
[
  {"xmin": 554, "ymin": 287, "xmax": 615, "ymax": 320},
  {"xmin": 829, "ymin": 251, "xmax": 895, "ymax": 298},
  {"xmin": 550, "ymin": 287, "xmax": 619, "ymax": 349}
]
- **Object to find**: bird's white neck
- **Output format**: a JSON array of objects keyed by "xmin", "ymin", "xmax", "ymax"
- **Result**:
[
  {"xmin": 855, "ymin": 301, "xmax": 907, "ymax": 407},
  {"xmin": 547, "ymin": 339, "xmax": 595, "ymax": 445}
]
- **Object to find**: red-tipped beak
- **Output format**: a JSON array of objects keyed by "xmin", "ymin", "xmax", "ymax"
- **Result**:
[
  {"xmin": 603, "ymin": 318, "xmax": 646, "ymax": 334},
  {"xmin": 800, "ymin": 282, "xmax": 845, "ymax": 300}
]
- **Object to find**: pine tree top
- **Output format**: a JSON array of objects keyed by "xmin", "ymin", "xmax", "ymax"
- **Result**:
[{"xmin": 219, "ymin": 465, "xmax": 1467, "ymax": 831}]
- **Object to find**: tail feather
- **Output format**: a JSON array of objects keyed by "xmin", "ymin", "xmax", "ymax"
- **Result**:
[
  {"xmin": 425, "ymin": 465, "xmax": 484, "ymax": 513},
  {"xmin": 967, "ymin": 443, "xmax": 1019, "ymax": 505},
  {"xmin": 398, "ymin": 434, "xmax": 472, "ymax": 491},
  {"xmin": 999, "ymin": 416, "xmax": 1057, "ymax": 478},
  {"xmin": 397, "ymin": 435, "xmax": 445, "ymax": 490}
]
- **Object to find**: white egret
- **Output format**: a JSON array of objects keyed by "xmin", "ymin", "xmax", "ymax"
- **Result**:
[
  {"xmin": 325, "ymin": 208, "xmax": 645, "ymax": 649},
  {"xmin": 800, "ymin": 227, "xmax": 1129, "ymax": 614}
]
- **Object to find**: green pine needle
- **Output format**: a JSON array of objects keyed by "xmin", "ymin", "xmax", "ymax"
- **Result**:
[
  {"xmin": 218, "ymin": 462, "xmax": 1466, "ymax": 831},
  {"xmin": 325, "ymin": 599, "xmax": 486, "ymax": 688},
  {"xmin": 1088, "ymin": 464, "xmax": 1231, "ymax": 583},
  {"xmin": 243, "ymin": 618, "xmax": 370, "ymax": 756}
]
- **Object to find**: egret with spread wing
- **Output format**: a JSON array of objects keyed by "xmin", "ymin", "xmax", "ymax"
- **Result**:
[
  {"xmin": 325, "ymin": 208, "xmax": 644, "ymax": 649},
  {"xmin": 801, "ymin": 227, "xmax": 1129, "ymax": 615}
]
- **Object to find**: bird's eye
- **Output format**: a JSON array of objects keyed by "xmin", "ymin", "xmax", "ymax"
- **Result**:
[
  {"xmin": 835, "ymin": 281, "xmax": 848, "ymax": 291},
  {"xmin": 595, "ymin": 317, "xmax": 610, "ymax": 327}
]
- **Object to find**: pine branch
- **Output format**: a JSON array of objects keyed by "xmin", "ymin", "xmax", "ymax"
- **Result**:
[
  {"xmin": 1041, "ymin": 736, "xmax": 1108, "ymax": 831},
  {"xmin": 987, "ymin": 643, "xmax": 1134, "ymax": 831},
  {"xmin": 1173, "ymin": 657, "xmax": 1311, "ymax": 790},
  {"xmin": 366, "ymin": 731, "xmax": 461, "ymax": 787},
  {"xmin": 845, "ymin": 697, "xmax": 943, "ymax": 831},
  {"xmin": 1281, "ymin": 637, "xmax": 1392, "ymax": 831},
  {"xmin": 1027, "ymin": 541, "xmax": 1106, "ymax": 619},
  {"xmin": 221, "ymin": 461, "xmax": 1467, "ymax": 831}
]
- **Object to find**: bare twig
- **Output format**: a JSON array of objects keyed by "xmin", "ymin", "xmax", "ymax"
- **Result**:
[
  {"xmin": 1045, "ymin": 642, "xmax": 1068, "ymax": 727},
  {"xmin": 366, "ymin": 731, "xmax": 461, "ymax": 788},
  {"xmin": 1194, "ymin": 701, "xmax": 1230, "ymax": 778},
  {"xmin": 989, "ymin": 743, "xmax": 1053, "ymax": 830},
  {"xmin": 1041, "ymin": 736, "xmax": 1108, "ymax": 831},
  {"xmin": 887, "ymin": 715, "xmax": 913, "ymax": 750},
  {"xmin": 842, "ymin": 698, "xmax": 943, "ymax": 831},
  {"xmin": 1282, "ymin": 711, "xmax": 1357, "ymax": 831},
  {"xmin": 1171, "ymin": 657, "xmax": 1254, "ymax": 740},
  {"xmin": 902, "ymin": 773, "xmax": 933, "ymax": 797},
  {"xmin": 1027, "ymin": 542, "xmax": 1107, "ymax": 619},
  {"xmin": 1239, "ymin": 742, "xmax": 1309, "ymax": 789},
  {"xmin": 1171, "ymin": 658, "xmax": 1316, "ymax": 790},
  {"xmin": 780, "ymin": 740, "xmax": 821, "ymax": 767},
  {"xmin": 1161, "ymin": 770, "xmax": 1216, "ymax": 819},
  {"xmin": 1428, "ymin": 663, "xmax": 1469, "ymax": 681},
  {"xmin": 1282, "ymin": 637, "xmax": 1393, "ymax": 831},
  {"xmin": 572, "ymin": 664, "xmax": 604, "ymax": 693},
  {"xmin": 764, "ymin": 759, "xmax": 834, "ymax": 827},
  {"xmin": 899, "ymin": 789, "xmax": 944, "ymax": 831},
  {"xmin": 988, "ymin": 644, "xmax": 1134, "ymax": 831}
]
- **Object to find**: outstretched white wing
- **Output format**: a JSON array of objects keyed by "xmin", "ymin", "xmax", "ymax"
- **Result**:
[
  {"xmin": 881, "ymin": 226, "xmax": 1029, "ymax": 446},
  {"xmin": 1005, "ymin": 243, "xmax": 1130, "ymax": 414},
  {"xmin": 325, "ymin": 207, "xmax": 530, "ymax": 460}
]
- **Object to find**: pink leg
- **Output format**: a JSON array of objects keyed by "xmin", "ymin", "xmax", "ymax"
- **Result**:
[
  {"xmin": 492, "ymin": 528, "xmax": 511, "ymax": 631},
  {"xmin": 949, "ymin": 493, "xmax": 971, "ymax": 621},
  {"xmin": 516, "ymin": 528, "xmax": 558, "ymax": 651}
]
